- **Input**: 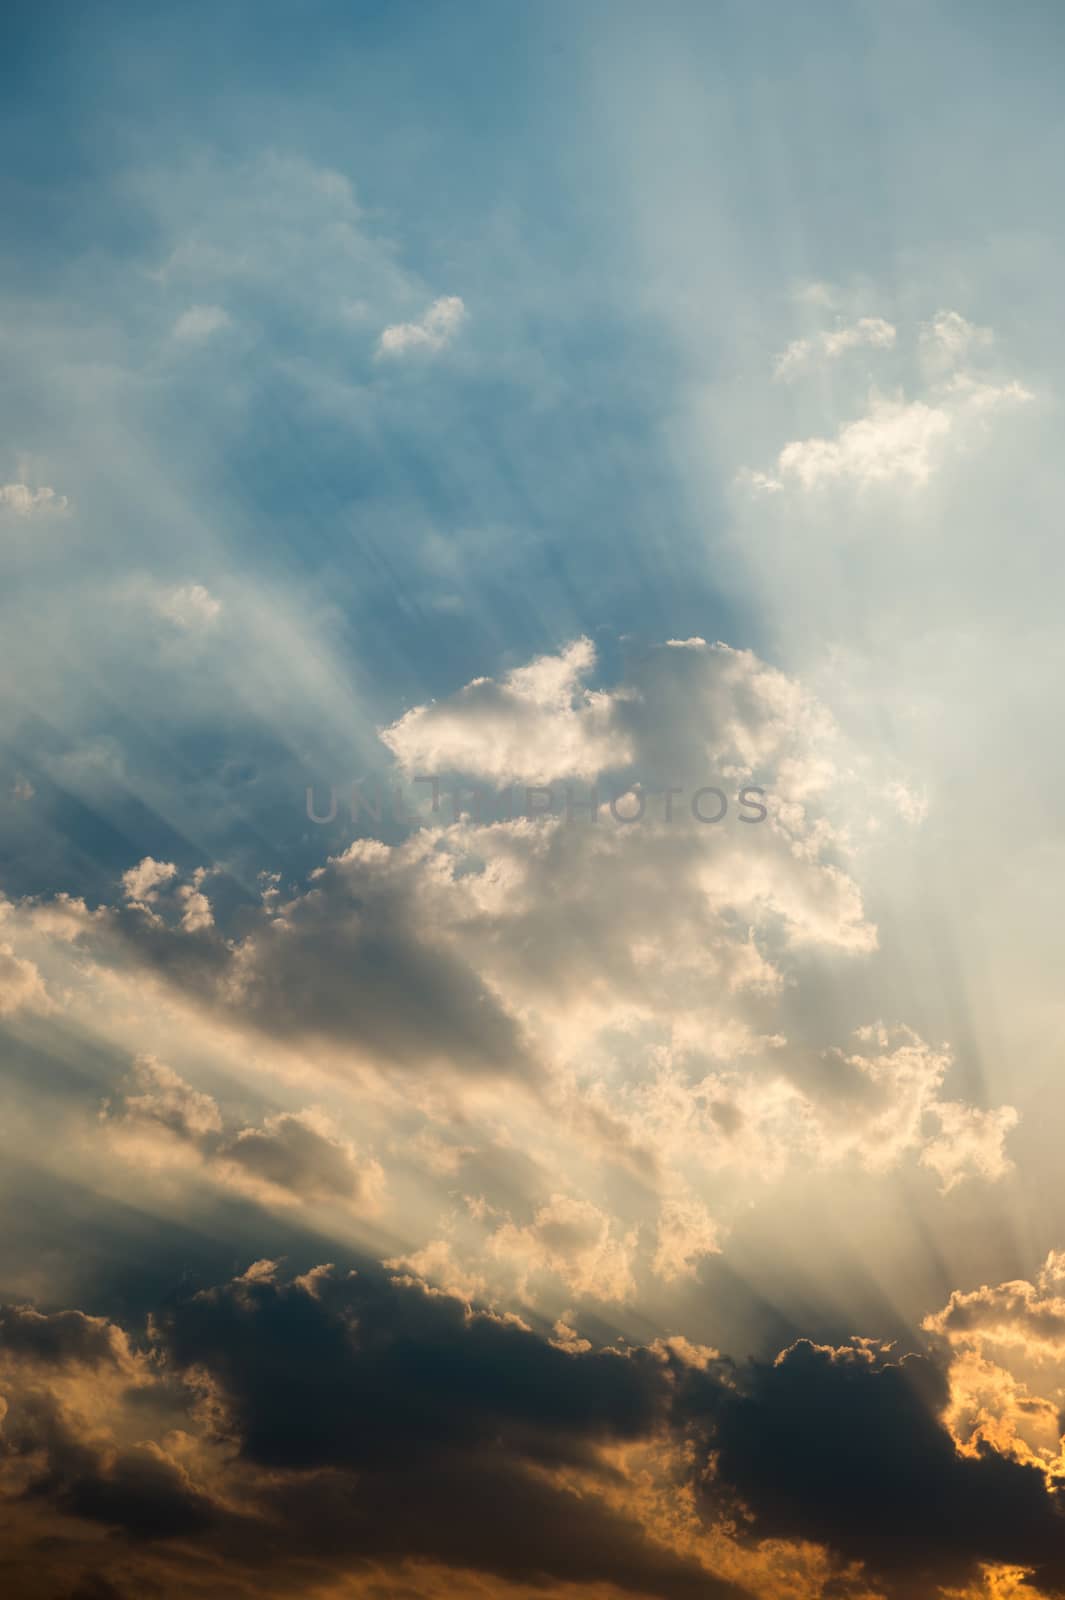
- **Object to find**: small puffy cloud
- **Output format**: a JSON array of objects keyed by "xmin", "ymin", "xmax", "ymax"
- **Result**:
[
  {"xmin": 119, "ymin": 858, "xmax": 215, "ymax": 931},
  {"xmin": 155, "ymin": 582, "xmax": 222, "ymax": 629},
  {"xmin": 745, "ymin": 383, "xmax": 1029, "ymax": 495},
  {"xmin": 774, "ymin": 315, "xmax": 896, "ymax": 379},
  {"xmin": 773, "ymin": 396, "xmax": 952, "ymax": 489},
  {"xmin": 218, "ymin": 1108, "xmax": 381, "ymax": 1209},
  {"xmin": 121, "ymin": 856, "xmax": 177, "ymax": 907},
  {"xmin": 0, "ymin": 482, "xmax": 68, "ymax": 517},
  {"xmin": 376, "ymin": 294, "xmax": 466, "ymax": 358},
  {"xmin": 172, "ymin": 304, "xmax": 231, "ymax": 340}
]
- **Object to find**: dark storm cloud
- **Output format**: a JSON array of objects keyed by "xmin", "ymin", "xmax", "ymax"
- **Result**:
[
  {"xmin": 2, "ymin": 1388, "xmax": 218, "ymax": 1544},
  {"xmin": 156, "ymin": 1264, "xmax": 670, "ymax": 1471},
  {"xmin": 681, "ymin": 1336, "xmax": 1065, "ymax": 1594},
  {"xmin": 151, "ymin": 1264, "xmax": 744, "ymax": 1599},
  {"xmin": 9, "ymin": 1270, "xmax": 1065, "ymax": 1598}
]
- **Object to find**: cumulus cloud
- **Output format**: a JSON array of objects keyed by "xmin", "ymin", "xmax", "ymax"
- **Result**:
[{"xmin": 376, "ymin": 294, "xmax": 466, "ymax": 358}]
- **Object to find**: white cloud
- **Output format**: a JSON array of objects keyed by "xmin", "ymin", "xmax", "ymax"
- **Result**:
[
  {"xmin": 155, "ymin": 582, "xmax": 222, "ymax": 629},
  {"xmin": 121, "ymin": 856, "xmax": 178, "ymax": 907},
  {"xmin": 920, "ymin": 1099, "xmax": 1019, "ymax": 1193},
  {"xmin": 774, "ymin": 397, "xmax": 952, "ymax": 488},
  {"xmin": 0, "ymin": 483, "xmax": 68, "ymax": 517},
  {"xmin": 376, "ymin": 295, "xmax": 466, "ymax": 358},
  {"xmin": 919, "ymin": 308, "xmax": 993, "ymax": 371},
  {"xmin": 746, "ymin": 312, "xmax": 1032, "ymax": 494},
  {"xmin": 744, "ymin": 380, "xmax": 1030, "ymax": 495},
  {"xmin": 381, "ymin": 636, "xmax": 628, "ymax": 784},
  {"xmin": 774, "ymin": 316, "xmax": 896, "ymax": 379},
  {"xmin": 172, "ymin": 304, "xmax": 231, "ymax": 341}
]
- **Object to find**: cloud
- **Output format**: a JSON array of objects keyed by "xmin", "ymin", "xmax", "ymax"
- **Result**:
[
  {"xmin": 381, "ymin": 635, "xmax": 628, "ymax": 783},
  {"xmin": 154, "ymin": 581, "xmax": 222, "ymax": 629},
  {"xmin": 774, "ymin": 316, "xmax": 896, "ymax": 379},
  {"xmin": 774, "ymin": 395, "xmax": 953, "ymax": 488},
  {"xmin": 103, "ymin": 1057, "xmax": 383, "ymax": 1213},
  {"xmin": 744, "ymin": 312, "xmax": 1032, "ymax": 493},
  {"xmin": 488, "ymin": 1193, "xmax": 639, "ymax": 1303},
  {"xmin": 7, "ymin": 1264, "xmax": 1065, "ymax": 1599},
  {"xmin": 924, "ymin": 1255, "xmax": 1065, "ymax": 1365},
  {"xmin": 120, "ymin": 857, "xmax": 178, "ymax": 907},
  {"xmin": 0, "ymin": 482, "xmax": 68, "ymax": 517},
  {"xmin": 114, "ymin": 1052, "xmax": 223, "ymax": 1140},
  {"xmin": 683, "ymin": 1335, "xmax": 1065, "ymax": 1593},
  {"xmin": 376, "ymin": 295, "xmax": 467, "ymax": 357},
  {"xmin": 920, "ymin": 309, "xmax": 994, "ymax": 371},
  {"xmin": 0, "ymin": 1305, "xmax": 135, "ymax": 1372},
  {"xmin": 172, "ymin": 304, "xmax": 231, "ymax": 340},
  {"xmin": 0, "ymin": 634, "xmax": 1016, "ymax": 1327},
  {"xmin": 0, "ymin": 940, "xmax": 50, "ymax": 1016},
  {"xmin": 652, "ymin": 1192, "xmax": 722, "ymax": 1282},
  {"xmin": 218, "ymin": 1108, "xmax": 380, "ymax": 1208}
]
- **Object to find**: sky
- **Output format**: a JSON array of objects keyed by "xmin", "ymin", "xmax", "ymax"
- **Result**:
[{"xmin": 2, "ymin": 3, "xmax": 1065, "ymax": 1597}]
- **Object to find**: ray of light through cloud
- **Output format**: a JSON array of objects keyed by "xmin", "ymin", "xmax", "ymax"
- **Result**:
[{"xmin": 2, "ymin": 4, "xmax": 1065, "ymax": 1598}]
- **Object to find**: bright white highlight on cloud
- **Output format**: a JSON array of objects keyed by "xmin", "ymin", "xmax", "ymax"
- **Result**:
[{"xmin": 377, "ymin": 294, "xmax": 466, "ymax": 357}]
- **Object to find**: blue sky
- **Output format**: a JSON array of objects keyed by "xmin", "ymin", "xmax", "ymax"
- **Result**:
[{"xmin": 4, "ymin": 6, "xmax": 1065, "ymax": 1599}]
